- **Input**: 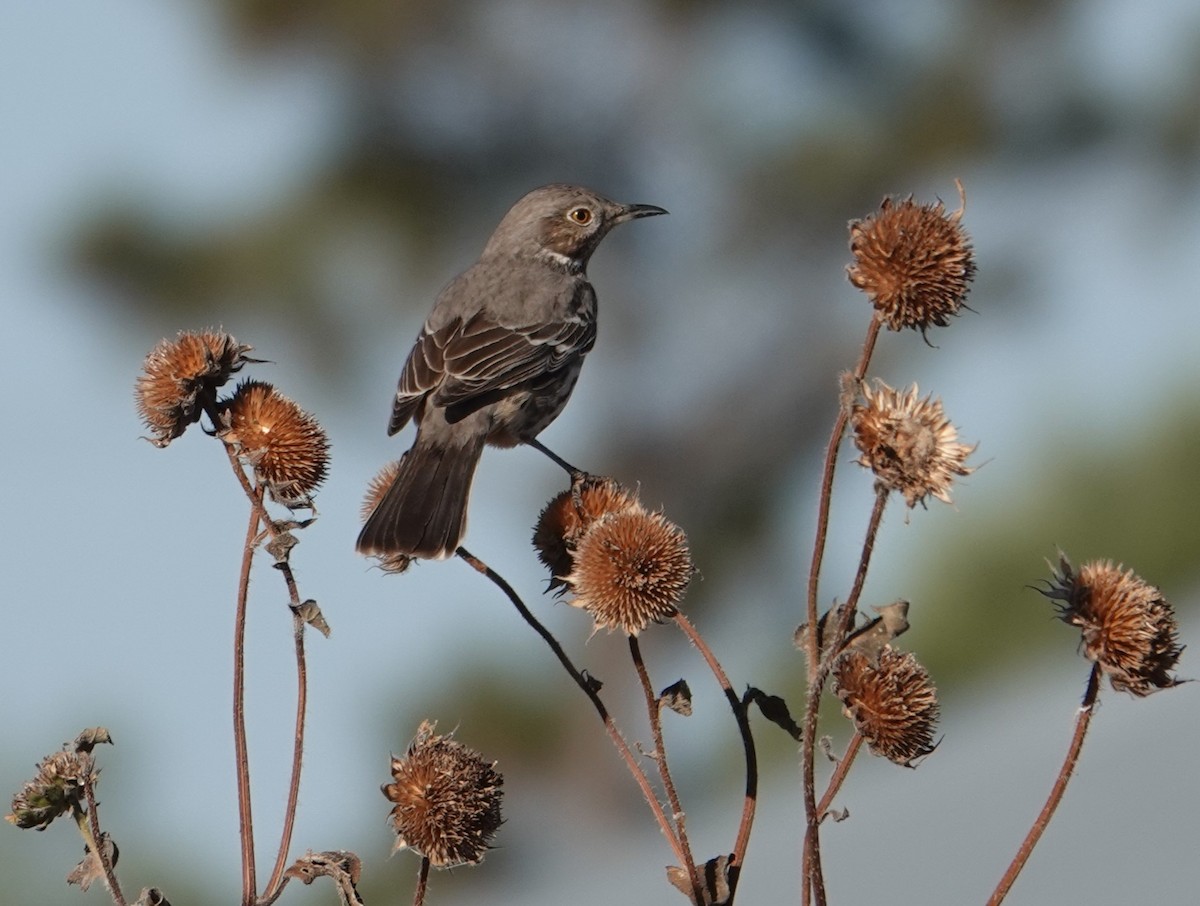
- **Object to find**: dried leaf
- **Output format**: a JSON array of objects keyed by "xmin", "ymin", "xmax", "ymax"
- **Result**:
[
  {"xmin": 659, "ymin": 679, "xmax": 693, "ymax": 716},
  {"xmin": 746, "ymin": 687, "xmax": 801, "ymax": 740},
  {"xmin": 293, "ymin": 599, "xmax": 331, "ymax": 638},
  {"xmin": 285, "ymin": 851, "xmax": 364, "ymax": 906},
  {"xmin": 667, "ymin": 854, "xmax": 734, "ymax": 905},
  {"xmin": 843, "ymin": 600, "xmax": 910, "ymax": 660},
  {"xmin": 67, "ymin": 833, "xmax": 117, "ymax": 891},
  {"xmin": 135, "ymin": 888, "xmax": 172, "ymax": 906},
  {"xmin": 74, "ymin": 728, "xmax": 113, "ymax": 752}
]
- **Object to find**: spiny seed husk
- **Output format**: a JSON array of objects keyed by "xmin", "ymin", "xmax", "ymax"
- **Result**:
[
  {"xmin": 223, "ymin": 380, "xmax": 330, "ymax": 500},
  {"xmin": 833, "ymin": 647, "xmax": 939, "ymax": 767}
]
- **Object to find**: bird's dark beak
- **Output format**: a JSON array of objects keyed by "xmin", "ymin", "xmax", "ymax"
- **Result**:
[{"xmin": 614, "ymin": 202, "xmax": 668, "ymax": 222}]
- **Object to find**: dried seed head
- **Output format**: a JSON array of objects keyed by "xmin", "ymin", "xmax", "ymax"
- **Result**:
[
  {"xmin": 847, "ymin": 191, "xmax": 975, "ymax": 333},
  {"xmin": 135, "ymin": 329, "xmax": 253, "ymax": 446},
  {"xmin": 1040, "ymin": 556, "xmax": 1184, "ymax": 696},
  {"xmin": 564, "ymin": 507, "xmax": 693, "ymax": 635},
  {"xmin": 532, "ymin": 477, "xmax": 641, "ymax": 589},
  {"xmin": 852, "ymin": 381, "xmax": 975, "ymax": 507},
  {"xmin": 6, "ymin": 749, "xmax": 95, "ymax": 831},
  {"xmin": 360, "ymin": 460, "xmax": 412, "ymax": 574},
  {"xmin": 222, "ymin": 380, "xmax": 330, "ymax": 503},
  {"xmin": 833, "ymin": 647, "xmax": 939, "ymax": 767},
  {"xmin": 382, "ymin": 722, "xmax": 503, "ymax": 868}
]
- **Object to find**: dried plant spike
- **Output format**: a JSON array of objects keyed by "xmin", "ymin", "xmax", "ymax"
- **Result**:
[
  {"xmin": 847, "ymin": 186, "xmax": 975, "ymax": 333},
  {"xmin": 564, "ymin": 507, "xmax": 693, "ymax": 635},
  {"xmin": 851, "ymin": 381, "xmax": 975, "ymax": 507},
  {"xmin": 833, "ymin": 647, "xmax": 940, "ymax": 767},
  {"xmin": 222, "ymin": 380, "xmax": 330, "ymax": 503},
  {"xmin": 532, "ymin": 476, "xmax": 641, "ymax": 589},
  {"xmin": 6, "ymin": 747, "xmax": 95, "ymax": 831},
  {"xmin": 1040, "ymin": 556, "xmax": 1184, "ymax": 696},
  {"xmin": 135, "ymin": 329, "xmax": 253, "ymax": 446},
  {"xmin": 382, "ymin": 721, "xmax": 503, "ymax": 868}
]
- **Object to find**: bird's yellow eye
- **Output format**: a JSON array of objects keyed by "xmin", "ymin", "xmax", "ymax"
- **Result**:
[{"xmin": 568, "ymin": 207, "xmax": 593, "ymax": 225}]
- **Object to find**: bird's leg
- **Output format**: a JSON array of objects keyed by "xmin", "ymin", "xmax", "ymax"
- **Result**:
[{"xmin": 528, "ymin": 439, "xmax": 590, "ymax": 508}]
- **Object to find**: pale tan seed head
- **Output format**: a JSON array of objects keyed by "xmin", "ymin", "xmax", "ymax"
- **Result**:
[{"xmin": 833, "ymin": 647, "xmax": 940, "ymax": 767}]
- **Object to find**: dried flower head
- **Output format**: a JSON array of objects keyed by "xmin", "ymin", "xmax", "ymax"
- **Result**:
[
  {"xmin": 1040, "ymin": 556, "xmax": 1184, "ymax": 696},
  {"xmin": 852, "ymin": 381, "xmax": 975, "ymax": 507},
  {"xmin": 7, "ymin": 749, "xmax": 95, "ymax": 831},
  {"xmin": 360, "ymin": 460, "xmax": 412, "ymax": 574},
  {"xmin": 382, "ymin": 722, "xmax": 503, "ymax": 868},
  {"xmin": 222, "ymin": 380, "xmax": 330, "ymax": 503},
  {"xmin": 135, "ymin": 329, "xmax": 253, "ymax": 446},
  {"xmin": 847, "ymin": 190, "xmax": 975, "ymax": 333},
  {"xmin": 564, "ymin": 506, "xmax": 693, "ymax": 635},
  {"xmin": 532, "ymin": 477, "xmax": 641, "ymax": 589},
  {"xmin": 833, "ymin": 647, "xmax": 939, "ymax": 767}
]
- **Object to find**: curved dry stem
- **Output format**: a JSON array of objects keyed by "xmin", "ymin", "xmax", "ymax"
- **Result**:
[
  {"xmin": 815, "ymin": 732, "xmax": 863, "ymax": 820},
  {"xmin": 260, "ymin": 609, "xmax": 309, "ymax": 905},
  {"xmin": 455, "ymin": 547, "xmax": 690, "ymax": 884},
  {"xmin": 412, "ymin": 856, "xmax": 430, "ymax": 906},
  {"xmin": 803, "ymin": 316, "xmax": 882, "ymax": 675},
  {"xmin": 802, "ymin": 484, "xmax": 889, "ymax": 906},
  {"xmin": 75, "ymin": 781, "xmax": 127, "ymax": 906},
  {"xmin": 629, "ymin": 636, "xmax": 702, "ymax": 904},
  {"xmin": 671, "ymin": 612, "xmax": 758, "ymax": 902},
  {"xmin": 986, "ymin": 663, "xmax": 1102, "ymax": 906},
  {"xmin": 234, "ymin": 491, "xmax": 262, "ymax": 906}
]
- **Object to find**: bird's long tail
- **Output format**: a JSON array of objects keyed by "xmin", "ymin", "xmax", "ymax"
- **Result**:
[{"xmin": 356, "ymin": 430, "xmax": 485, "ymax": 560}]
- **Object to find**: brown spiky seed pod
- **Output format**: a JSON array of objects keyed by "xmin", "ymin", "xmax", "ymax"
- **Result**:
[
  {"xmin": 360, "ymin": 460, "xmax": 411, "ymax": 574},
  {"xmin": 135, "ymin": 329, "xmax": 253, "ymax": 446},
  {"xmin": 833, "ymin": 647, "xmax": 939, "ymax": 767},
  {"xmin": 382, "ymin": 722, "xmax": 503, "ymax": 868},
  {"xmin": 565, "ymin": 507, "xmax": 693, "ymax": 635},
  {"xmin": 847, "ymin": 190, "xmax": 975, "ymax": 333},
  {"xmin": 851, "ymin": 381, "xmax": 975, "ymax": 507},
  {"xmin": 1040, "ymin": 556, "xmax": 1184, "ymax": 696},
  {"xmin": 6, "ymin": 749, "xmax": 95, "ymax": 831},
  {"xmin": 532, "ymin": 477, "xmax": 641, "ymax": 588},
  {"xmin": 222, "ymin": 380, "xmax": 330, "ymax": 502}
]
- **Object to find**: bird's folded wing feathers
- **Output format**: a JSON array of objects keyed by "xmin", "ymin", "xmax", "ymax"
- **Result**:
[{"xmin": 388, "ymin": 312, "xmax": 595, "ymax": 434}]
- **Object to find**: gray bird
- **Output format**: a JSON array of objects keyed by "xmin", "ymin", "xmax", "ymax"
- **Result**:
[{"xmin": 357, "ymin": 184, "xmax": 667, "ymax": 560}]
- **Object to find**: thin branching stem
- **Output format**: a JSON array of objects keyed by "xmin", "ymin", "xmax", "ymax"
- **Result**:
[
  {"xmin": 986, "ymin": 663, "xmax": 1102, "ymax": 906},
  {"xmin": 75, "ymin": 780, "xmax": 127, "ymax": 906},
  {"xmin": 803, "ymin": 316, "xmax": 882, "ymax": 674},
  {"xmin": 815, "ymin": 732, "xmax": 864, "ymax": 819},
  {"xmin": 261, "ymin": 609, "xmax": 309, "ymax": 905},
  {"xmin": 234, "ymin": 490, "xmax": 263, "ymax": 906},
  {"xmin": 629, "ymin": 636, "xmax": 702, "ymax": 904},
  {"xmin": 672, "ymin": 612, "xmax": 758, "ymax": 902},
  {"xmin": 456, "ymin": 547, "xmax": 690, "ymax": 879},
  {"xmin": 412, "ymin": 856, "xmax": 430, "ymax": 906},
  {"xmin": 802, "ymin": 484, "xmax": 889, "ymax": 906}
]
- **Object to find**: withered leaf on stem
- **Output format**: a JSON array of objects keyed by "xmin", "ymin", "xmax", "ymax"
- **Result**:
[
  {"xmin": 293, "ymin": 600, "xmax": 331, "ymax": 638},
  {"xmin": 67, "ymin": 833, "xmax": 117, "ymax": 891},
  {"xmin": 660, "ymin": 679, "xmax": 693, "ymax": 716},
  {"xmin": 135, "ymin": 888, "xmax": 172, "ymax": 906},
  {"xmin": 284, "ymin": 851, "xmax": 364, "ymax": 906},
  {"xmin": 667, "ymin": 853, "xmax": 733, "ymax": 906},
  {"xmin": 746, "ymin": 687, "xmax": 801, "ymax": 741},
  {"xmin": 843, "ymin": 600, "xmax": 911, "ymax": 661},
  {"xmin": 74, "ymin": 728, "xmax": 113, "ymax": 752}
]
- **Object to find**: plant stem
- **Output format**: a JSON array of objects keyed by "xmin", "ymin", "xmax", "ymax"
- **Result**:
[
  {"xmin": 234, "ymin": 490, "xmax": 263, "ymax": 906},
  {"xmin": 456, "ymin": 547, "xmax": 691, "ymax": 884},
  {"xmin": 815, "ymin": 732, "xmax": 864, "ymax": 818},
  {"xmin": 629, "ymin": 636, "xmax": 702, "ymax": 904},
  {"xmin": 412, "ymin": 857, "xmax": 430, "ymax": 906},
  {"xmin": 260, "ymin": 607, "xmax": 309, "ymax": 905},
  {"xmin": 803, "ymin": 316, "xmax": 881, "ymax": 675},
  {"xmin": 672, "ymin": 612, "xmax": 758, "ymax": 903},
  {"xmin": 986, "ymin": 663, "xmax": 1102, "ymax": 905},
  {"xmin": 75, "ymin": 780, "xmax": 127, "ymax": 906}
]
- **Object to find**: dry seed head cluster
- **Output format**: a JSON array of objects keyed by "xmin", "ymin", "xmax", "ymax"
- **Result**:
[
  {"xmin": 1041, "ymin": 556, "xmax": 1183, "ymax": 696},
  {"xmin": 833, "ymin": 647, "xmax": 940, "ymax": 767},
  {"xmin": 6, "ymin": 749, "xmax": 95, "ymax": 831},
  {"xmin": 382, "ymin": 722, "xmax": 503, "ymax": 868},
  {"xmin": 533, "ymin": 478, "xmax": 693, "ymax": 635},
  {"xmin": 847, "ymin": 191, "xmax": 975, "ymax": 333},
  {"xmin": 136, "ymin": 329, "xmax": 252, "ymax": 446},
  {"xmin": 852, "ymin": 381, "xmax": 975, "ymax": 507},
  {"xmin": 222, "ymin": 380, "xmax": 330, "ymax": 503}
]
